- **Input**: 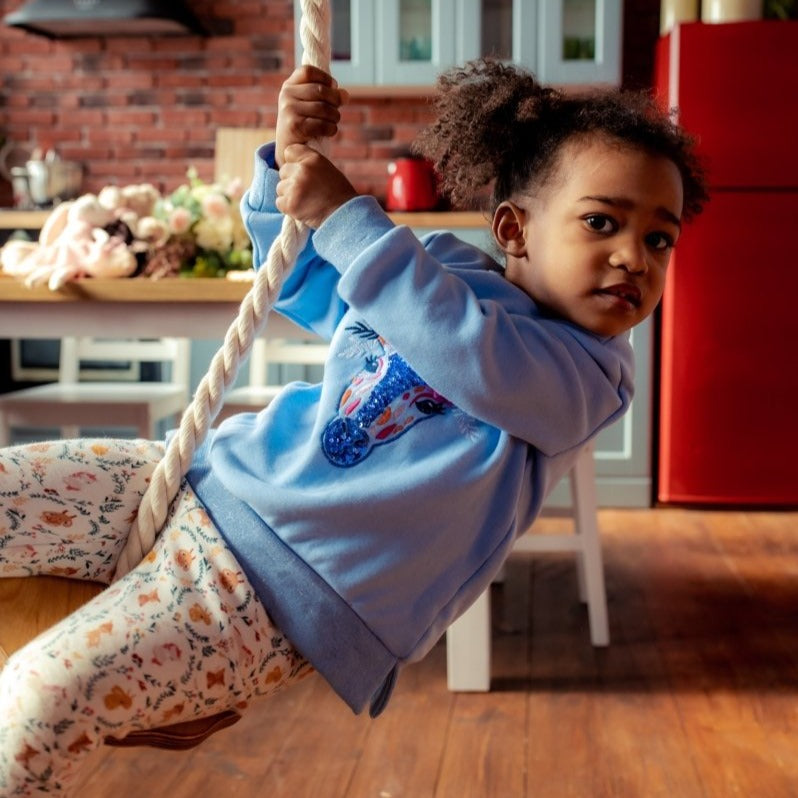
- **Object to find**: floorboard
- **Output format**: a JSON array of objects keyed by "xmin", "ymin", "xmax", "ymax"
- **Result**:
[{"xmin": 5, "ymin": 507, "xmax": 794, "ymax": 797}]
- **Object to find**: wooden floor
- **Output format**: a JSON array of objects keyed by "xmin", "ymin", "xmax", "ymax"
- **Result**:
[{"xmin": 32, "ymin": 508, "xmax": 798, "ymax": 796}]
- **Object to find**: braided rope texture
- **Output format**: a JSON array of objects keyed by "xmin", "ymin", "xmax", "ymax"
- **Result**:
[{"xmin": 114, "ymin": 0, "xmax": 332, "ymax": 578}]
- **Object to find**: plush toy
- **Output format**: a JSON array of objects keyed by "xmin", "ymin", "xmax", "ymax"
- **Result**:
[{"xmin": 0, "ymin": 183, "xmax": 168, "ymax": 291}]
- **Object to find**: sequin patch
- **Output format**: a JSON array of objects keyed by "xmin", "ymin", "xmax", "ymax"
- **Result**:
[{"xmin": 321, "ymin": 325, "xmax": 451, "ymax": 467}]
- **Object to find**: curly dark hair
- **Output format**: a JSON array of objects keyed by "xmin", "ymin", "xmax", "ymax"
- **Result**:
[{"xmin": 413, "ymin": 59, "xmax": 708, "ymax": 220}]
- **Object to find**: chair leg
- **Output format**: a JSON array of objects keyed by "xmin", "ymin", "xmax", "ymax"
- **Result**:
[
  {"xmin": 570, "ymin": 446, "xmax": 610, "ymax": 647},
  {"xmin": 446, "ymin": 587, "xmax": 491, "ymax": 692},
  {"xmin": 445, "ymin": 445, "xmax": 610, "ymax": 694}
]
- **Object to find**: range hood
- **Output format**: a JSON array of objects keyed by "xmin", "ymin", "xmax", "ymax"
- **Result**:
[{"xmin": 4, "ymin": 0, "xmax": 210, "ymax": 38}]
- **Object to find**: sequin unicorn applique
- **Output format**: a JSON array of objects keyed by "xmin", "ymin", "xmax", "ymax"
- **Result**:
[{"xmin": 322, "ymin": 323, "xmax": 452, "ymax": 467}]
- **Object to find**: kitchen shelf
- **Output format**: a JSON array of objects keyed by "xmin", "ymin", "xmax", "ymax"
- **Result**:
[
  {"xmin": 0, "ymin": 208, "xmax": 488, "ymax": 232},
  {"xmin": 0, "ymin": 209, "xmax": 51, "ymax": 230},
  {"xmin": 0, "ymin": 275, "xmax": 251, "ymax": 302},
  {"xmin": 388, "ymin": 211, "xmax": 487, "ymax": 228}
]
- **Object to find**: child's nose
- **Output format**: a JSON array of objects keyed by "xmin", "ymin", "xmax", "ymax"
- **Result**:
[{"xmin": 608, "ymin": 239, "xmax": 647, "ymax": 274}]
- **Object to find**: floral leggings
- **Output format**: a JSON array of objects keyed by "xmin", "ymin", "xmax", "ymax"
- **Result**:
[{"xmin": 0, "ymin": 438, "xmax": 311, "ymax": 797}]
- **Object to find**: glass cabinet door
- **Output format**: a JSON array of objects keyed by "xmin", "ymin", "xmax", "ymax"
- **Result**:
[
  {"xmin": 481, "ymin": 0, "xmax": 514, "ymax": 60},
  {"xmin": 294, "ymin": 0, "xmax": 621, "ymax": 87},
  {"xmin": 294, "ymin": 0, "xmax": 376, "ymax": 84},
  {"xmin": 538, "ymin": 0, "xmax": 622, "ymax": 84},
  {"xmin": 457, "ymin": 0, "xmax": 537, "ymax": 69},
  {"xmin": 376, "ymin": 0, "xmax": 457, "ymax": 84}
]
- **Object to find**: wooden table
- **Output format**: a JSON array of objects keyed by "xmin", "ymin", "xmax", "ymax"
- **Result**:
[
  {"xmin": 0, "ymin": 202, "xmax": 490, "ymax": 338},
  {"xmin": 0, "ymin": 276, "xmax": 305, "ymax": 339},
  {"xmin": 0, "ymin": 207, "xmax": 488, "ymax": 340},
  {"xmin": 0, "ymin": 209, "xmax": 487, "ymax": 233}
]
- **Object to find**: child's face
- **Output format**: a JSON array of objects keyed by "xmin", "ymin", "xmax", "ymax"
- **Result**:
[{"xmin": 499, "ymin": 137, "xmax": 684, "ymax": 337}]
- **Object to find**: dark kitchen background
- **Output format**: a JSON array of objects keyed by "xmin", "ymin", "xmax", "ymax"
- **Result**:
[{"xmin": 0, "ymin": 0, "xmax": 660, "ymax": 206}]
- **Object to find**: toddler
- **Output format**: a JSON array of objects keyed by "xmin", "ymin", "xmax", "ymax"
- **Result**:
[{"xmin": 0, "ymin": 59, "xmax": 707, "ymax": 795}]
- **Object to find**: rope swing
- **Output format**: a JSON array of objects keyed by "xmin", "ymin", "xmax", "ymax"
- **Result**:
[{"xmin": 114, "ymin": 0, "xmax": 332, "ymax": 578}]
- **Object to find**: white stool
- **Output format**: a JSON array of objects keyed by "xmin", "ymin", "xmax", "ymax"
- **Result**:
[{"xmin": 446, "ymin": 442, "xmax": 609, "ymax": 691}]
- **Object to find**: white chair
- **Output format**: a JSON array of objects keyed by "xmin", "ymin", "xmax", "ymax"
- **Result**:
[
  {"xmin": 0, "ymin": 337, "xmax": 191, "ymax": 446},
  {"xmin": 446, "ymin": 441, "xmax": 608, "ymax": 691},
  {"xmin": 215, "ymin": 335, "xmax": 329, "ymax": 423}
]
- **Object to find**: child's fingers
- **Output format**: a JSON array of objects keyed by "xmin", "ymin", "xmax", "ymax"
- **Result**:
[
  {"xmin": 276, "ymin": 144, "xmax": 357, "ymax": 228},
  {"xmin": 301, "ymin": 114, "xmax": 340, "ymax": 142},
  {"xmin": 289, "ymin": 82, "xmax": 344, "ymax": 107},
  {"xmin": 282, "ymin": 65, "xmax": 346, "ymax": 108},
  {"xmin": 281, "ymin": 143, "xmax": 319, "ymax": 165},
  {"xmin": 279, "ymin": 87, "xmax": 344, "ymax": 144},
  {"xmin": 275, "ymin": 164, "xmax": 305, "ymax": 219},
  {"xmin": 282, "ymin": 84, "xmax": 346, "ymax": 122},
  {"xmin": 276, "ymin": 146, "xmax": 321, "ymax": 209},
  {"xmin": 284, "ymin": 64, "xmax": 337, "ymax": 89},
  {"xmin": 293, "ymin": 94, "xmax": 342, "ymax": 126},
  {"xmin": 276, "ymin": 68, "xmax": 348, "ymax": 166}
]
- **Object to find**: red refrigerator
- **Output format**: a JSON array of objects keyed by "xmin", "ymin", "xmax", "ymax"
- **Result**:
[{"xmin": 655, "ymin": 21, "xmax": 798, "ymax": 505}]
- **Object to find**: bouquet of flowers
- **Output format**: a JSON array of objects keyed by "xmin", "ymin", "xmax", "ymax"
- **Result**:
[
  {"xmin": 142, "ymin": 168, "xmax": 253, "ymax": 279},
  {"xmin": 0, "ymin": 169, "xmax": 255, "ymax": 288}
]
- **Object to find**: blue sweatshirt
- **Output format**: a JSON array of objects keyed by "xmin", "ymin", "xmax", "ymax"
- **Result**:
[{"xmin": 186, "ymin": 143, "xmax": 634, "ymax": 717}]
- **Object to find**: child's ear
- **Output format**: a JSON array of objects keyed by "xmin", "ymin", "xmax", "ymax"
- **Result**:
[{"xmin": 492, "ymin": 201, "xmax": 527, "ymax": 257}]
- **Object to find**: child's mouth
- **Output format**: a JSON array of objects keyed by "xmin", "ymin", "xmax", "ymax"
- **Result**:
[{"xmin": 597, "ymin": 283, "xmax": 642, "ymax": 309}]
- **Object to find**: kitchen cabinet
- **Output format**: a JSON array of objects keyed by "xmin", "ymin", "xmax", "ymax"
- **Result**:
[
  {"xmin": 537, "ymin": 0, "xmax": 622, "ymax": 85},
  {"xmin": 293, "ymin": 0, "xmax": 622, "ymax": 87}
]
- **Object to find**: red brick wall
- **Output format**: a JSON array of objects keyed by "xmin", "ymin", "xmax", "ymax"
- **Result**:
[{"xmin": 0, "ymin": 0, "xmax": 659, "ymax": 204}]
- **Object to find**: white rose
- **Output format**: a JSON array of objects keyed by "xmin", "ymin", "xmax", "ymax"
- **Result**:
[
  {"xmin": 195, "ymin": 216, "xmax": 233, "ymax": 252},
  {"xmin": 135, "ymin": 216, "xmax": 170, "ymax": 249}
]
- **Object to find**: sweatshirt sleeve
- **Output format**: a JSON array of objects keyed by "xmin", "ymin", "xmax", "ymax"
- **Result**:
[
  {"xmin": 239, "ymin": 142, "xmax": 350, "ymax": 340},
  {"xmin": 312, "ymin": 196, "xmax": 635, "ymax": 456}
]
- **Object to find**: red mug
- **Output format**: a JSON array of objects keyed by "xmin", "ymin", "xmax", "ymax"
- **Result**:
[{"xmin": 385, "ymin": 158, "xmax": 439, "ymax": 211}]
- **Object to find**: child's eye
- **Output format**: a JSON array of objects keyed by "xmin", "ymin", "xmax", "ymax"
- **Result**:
[
  {"xmin": 645, "ymin": 231, "xmax": 675, "ymax": 251},
  {"xmin": 583, "ymin": 214, "xmax": 617, "ymax": 234}
]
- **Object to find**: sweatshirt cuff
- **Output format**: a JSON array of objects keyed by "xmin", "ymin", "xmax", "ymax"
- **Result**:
[
  {"xmin": 242, "ymin": 141, "xmax": 279, "ymax": 212},
  {"xmin": 312, "ymin": 195, "xmax": 396, "ymax": 274}
]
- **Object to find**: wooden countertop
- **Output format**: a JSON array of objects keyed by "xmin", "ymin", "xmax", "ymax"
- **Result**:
[
  {"xmin": 0, "ymin": 208, "xmax": 488, "ymax": 231},
  {"xmin": 0, "ymin": 274, "xmax": 251, "ymax": 302},
  {"xmin": 386, "ymin": 210, "xmax": 487, "ymax": 228},
  {"xmin": 0, "ymin": 274, "xmax": 306, "ymax": 339},
  {"xmin": 0, "ymin": 205, "xmax": 489, "ymax": 304},
  {"xmin": 0, "ymin": 209, "xmax": 51, "ymax": 229}
]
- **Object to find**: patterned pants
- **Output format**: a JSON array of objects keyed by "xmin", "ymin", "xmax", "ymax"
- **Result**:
[{"xmin": 0, "ymin": 438, "xmax": 311, "ymax": 797}]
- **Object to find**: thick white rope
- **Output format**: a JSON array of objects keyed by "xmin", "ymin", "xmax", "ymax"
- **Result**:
[{"xmin": 114, "ymin": 0, "xmax": 332, "ymax": 578}]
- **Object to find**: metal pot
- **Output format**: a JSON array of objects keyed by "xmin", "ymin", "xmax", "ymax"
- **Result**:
[
  {"xmin": 9, "ymin": 166, "xmax": 33, "ymax": 208},
  {"xmin": 25, "ymin": 154, "xmax": 83, "ymax": 206},
  {"xmin": 0, "ymin": 141, "xmax": 83, "ymax": 207}
]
